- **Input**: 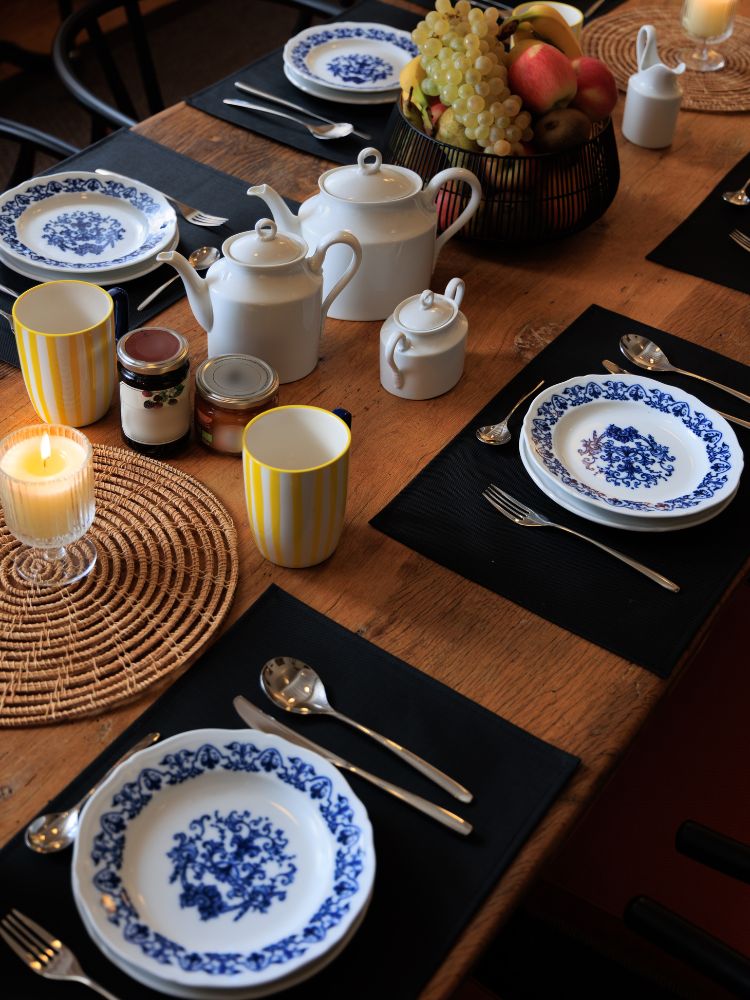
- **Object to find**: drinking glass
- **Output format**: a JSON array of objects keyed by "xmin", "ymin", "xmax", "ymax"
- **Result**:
[
  {"xmin": 680, "ymin": 0, "xmax": 738, "ymax": 72},
  {"xmin": 0, "ymin": 425, "xmax": 96, "ymax": 586}
]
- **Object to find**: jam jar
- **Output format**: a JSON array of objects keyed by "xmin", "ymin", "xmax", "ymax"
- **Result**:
[
  {"xmin": 117, "ymin": 327, "xmax": 191, "ymax": 458},
  {"xmin": 195, "ymin": 355, "xmax": 279, "ymax": 455}
]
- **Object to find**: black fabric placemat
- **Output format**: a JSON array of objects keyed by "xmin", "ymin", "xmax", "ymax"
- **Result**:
[
  {"xmin": 647, "ymin": 150, "xmax": 750, "ymax": 296},
  {"xmin": 0, "ymin": 130, "xmax": 298, "ymax": 368},
  {"xmin": 371, "ymin": 304, "xmax": 750, "ymax": 678},
  {"xmin": 0, "ymin": 584, "xmax": 577, "ymax": 1000},
  {"xmin": 187, "ymin": 0, "xmax": 419, "ymax": 166}
]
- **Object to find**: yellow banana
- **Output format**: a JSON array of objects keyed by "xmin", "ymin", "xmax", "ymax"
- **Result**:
[{"xmin": 512, "ymin": 6, "xmax": 583, "ymax": 59}]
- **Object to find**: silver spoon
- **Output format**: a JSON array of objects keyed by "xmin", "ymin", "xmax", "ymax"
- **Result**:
[
  {"xmin": 24, "ymin": 732, "xmax": 159, "ymax": 854},
  {"xmin": 137, "ymin": 245, "xmax": 219, "ymax": 311},
  {"xmin": 476, "ymin": 379, "xmax": 545, "ymax": 445},
  {"xmin": 261, "ymin": 656, "xmax": 473, "ymax": 803},
  {"xmin": 620, "ymin": 334, "xmax": 750, "ymax": 406},
  {"xmin": 723, "ymin": 176, "xmax": 750, "ymax": 206},
  {"xmin": 223, "ymin": 99, "xmax": 354, "ymax": 140},
  {"xmin": 234, "ymin": 82, "xmax": 372, "ymax": 142}
]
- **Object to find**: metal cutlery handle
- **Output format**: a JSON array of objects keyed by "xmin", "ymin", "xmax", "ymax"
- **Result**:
[
  {"xmin": 330, "ymin": 708, "xmax": 472, "ymax": 802},
  {"xmin": 673, "ymin": 367, "xmax": 750, "ymax": 407},
  {"xmin": 234, "ymin": 81, "xmax": 371, "ymax": 141},
  {"xmin": 555, "ymin": 524, "xmax": 680, "ymax": 592},
  {"xmin": 74, "ymin": 732, "xmax": 160, "ymax": 814},
  {"xmin": 0, "ymin": 283, "xmax": 19, "ymax": 299},
  {"xmin": 224, "ymin": 98, "xmax": 314, "ymax": 130},
  {"xmin": 137, "ymin": 274, "xmax": 179, "ymax": 311}
]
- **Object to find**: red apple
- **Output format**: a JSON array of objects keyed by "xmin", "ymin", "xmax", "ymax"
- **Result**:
[
  {"xmin": 507, "ymin": 41, "xmax": 577, "ymax": 116},
  {"xmin": 570, "ymin": 56, "xmax": 618, "ymax": 121},
  {"xmin": 429, "ymin": 101, "xmax": 447, "ymax": 129}
]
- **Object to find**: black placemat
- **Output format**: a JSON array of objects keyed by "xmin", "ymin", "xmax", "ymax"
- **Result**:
[
  {"xmin": 647, "ymin": 150, "xmax": 750, "ymax": 296},
  {"xmin": 0, "ymin": 584, "xmax": 577, "ymax": 1000},
  {"xmin": 371, "ymin": 304, "xmax": 750, "ymax": 678},
  {"xmin": 0, "ymin": 130, "xmax": 298, "ymax": 368},
  {"xmin": 186, "ymin": 0, "xmax": 419, "ymax": 166}
]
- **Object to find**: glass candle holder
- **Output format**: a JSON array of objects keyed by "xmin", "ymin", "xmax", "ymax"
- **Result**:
[
  {"xmin": 680, "ymin": 0, "xmax": 738, "ymax": 72},
  {"xmin": 0, "ymin": 424, "xmax": 96, "ymax": 586}
]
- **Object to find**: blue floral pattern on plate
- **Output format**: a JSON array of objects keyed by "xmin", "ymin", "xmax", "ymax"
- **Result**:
[
  {"xmin": 285, "ymin": 23, "xmax": 417, "ymax": 90},
  {"xmin": 578, "ymin": 423, "xmax": 676, "ymax": 489},
  {"xmin": 526, "ymin": 377, "xmax": 737, "ymax": 512},
  {"xmin": 42, "ymin": 210, "xmax": 126, "ymax": 257},
  {"xmin": 326, "ymin": 53, "xmax": 393, "ymax": 85}
]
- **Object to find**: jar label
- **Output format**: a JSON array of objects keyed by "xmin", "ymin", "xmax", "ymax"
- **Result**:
[{"xmin": 120, "ymin": 380, "xmax": 191, "ymax": 445}]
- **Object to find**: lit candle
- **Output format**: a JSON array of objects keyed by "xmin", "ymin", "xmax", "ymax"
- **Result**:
[
  {"xmin": 0, "ymin": 426, "xmax": 94, "ymax": 547},
  {"xmin": 682, "ymin": 0, "xmax": 736, "ymax": 38}
]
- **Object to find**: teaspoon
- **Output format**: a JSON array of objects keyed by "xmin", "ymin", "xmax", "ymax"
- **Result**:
[
  {"xmin": 620, "ymin": 334, "xmax": 750, "ymax": 407},
  {"xmin": 723, "ymin": 176, "xmax": 750, "ymax": 206},
  {"xmin": 24, "ymin": 732, "xmax": 159, "ymax": 854},
  {"xmin": 476, "ymin": 379, "xmax": 545, "ymax": 445},
  {"xmin": 137, "ymin": 245, "xmax": 219, "ymax": 311},
  {"xmin": 261, "ymin": 656, "xmax": 473, "ymax": 803},
  {"xmin": 223, "ymin": 99, "xmax": 354, "ymax": 140}
]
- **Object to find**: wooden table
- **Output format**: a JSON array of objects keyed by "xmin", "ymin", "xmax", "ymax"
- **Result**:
[{"xmin": 1, "ymin": 2, "xmax": 749, "ymax": 996}]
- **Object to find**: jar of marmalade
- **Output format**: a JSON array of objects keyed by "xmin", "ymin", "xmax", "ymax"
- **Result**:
[{"xmin": 195, "ymin": 355, "xmax": 279, "ymax": 455}]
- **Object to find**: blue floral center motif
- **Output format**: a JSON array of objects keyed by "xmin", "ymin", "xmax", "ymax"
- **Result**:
[
  {"xmin": 578, "ymin": 423, "xmax": 676, "ymax": 490},
  {"xmin": 326, "ymin": 54, "xmax": 392, "ymax": 84},
  {"xmin": 42, "ymin": 210, "xmax": 125, "ymax": 257},
  {"xmin": 168, "ymin": 810, "xmax": 297, "ymax": 922}
]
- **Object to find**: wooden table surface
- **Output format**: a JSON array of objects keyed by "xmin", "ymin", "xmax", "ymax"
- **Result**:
[{"xmin": 1, "ymin": 2, "xmax": 749, "ymax": 996}]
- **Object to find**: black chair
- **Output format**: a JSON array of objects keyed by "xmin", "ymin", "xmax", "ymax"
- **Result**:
[{"xmin": 0, "ymin": 117, "xmax": 79, "ymax": 190}]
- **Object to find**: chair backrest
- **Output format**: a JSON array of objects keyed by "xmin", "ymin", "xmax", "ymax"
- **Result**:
[{"xmin": 0, "ymin": 118, "xmax": 79, "ymax": 189}]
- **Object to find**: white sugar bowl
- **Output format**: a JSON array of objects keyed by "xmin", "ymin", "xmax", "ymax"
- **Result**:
[{"xmin": 380, "ymin": 279, "xmax": 467, "ymax": 400}]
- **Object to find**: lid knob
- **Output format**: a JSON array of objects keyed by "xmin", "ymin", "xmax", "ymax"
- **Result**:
[
  {"xmin": 420, "ymin": 290, "xmax": 435, "ymax": 310},
  {"xmin": 255, "ymin": 218, "xmax": 277, "ymax": 242},
  {"xmin": 357, "ymin": 147, "xmax": 383, "ymax": 176}
]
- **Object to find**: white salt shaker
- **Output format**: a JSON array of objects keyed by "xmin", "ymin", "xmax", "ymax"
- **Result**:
[{"xmin": 622, "ymin": 25, "xmax": 685, "ymax": 149}]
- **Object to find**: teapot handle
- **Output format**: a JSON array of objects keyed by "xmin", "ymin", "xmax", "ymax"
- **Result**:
[
  {"xmin": 444, "ymin": 278, "xmax": 464, "ymax": 309},
  {"xmin": 385, "ymin": 331, "xmax": 409, "ymax": 389},
  {"xmin": 308, "ymin": 230, "xmax": 363, "ymax": 321},
  {"xmin": 424, "ymin": 168, "xmax": 482, "ymax": 265}
]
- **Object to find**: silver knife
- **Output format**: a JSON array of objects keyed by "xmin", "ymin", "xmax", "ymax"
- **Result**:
[
  {"xmin": 602, "ymin": 360, "xmax": 750, "ymax": 430},
  {"xmin": 233, "ymin": 696, "xmax": 473, "ymax": 837},
  {"xmin": 234, "ymin": 82, "xmax": 372, "ymax": 142}
]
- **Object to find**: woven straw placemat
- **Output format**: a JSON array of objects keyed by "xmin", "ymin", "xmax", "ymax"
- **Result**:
[
  {"xmin": 583, "ymin": 6, "xmax": 750, "ymax": 112},
  {"xmin": 0, "ymin": 446, "xmax": 238, "ymax": 727}
]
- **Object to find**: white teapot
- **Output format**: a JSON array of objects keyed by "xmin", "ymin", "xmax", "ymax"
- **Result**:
[
  {"xmin": 248, "ymin": 148, "xmax": 481, "ymax": 322},
  {"xmin": 157, "ymin": 219, "xmax": 361, "ymax": 383},
  {"xmin": 380, "ymin": 279, "xmax": 467, "ymax": 400}
]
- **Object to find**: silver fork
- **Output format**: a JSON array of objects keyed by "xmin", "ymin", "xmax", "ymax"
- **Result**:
[
  {"xmin": 0, "ymin": 909, "xmax": 120, "ymax": 999},
  {"xmin": 482, "ymin": 484, "xmax": 680, "ymax": 592},
  {"xmin": 729, "ymin": 229, "xmax": 750, "ymax": 252},
  {"xmin": 94, "ymin": 168, "xmax": 227, "ymax": 228}
]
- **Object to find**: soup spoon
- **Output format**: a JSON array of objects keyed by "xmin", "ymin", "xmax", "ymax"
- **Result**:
[
  {"xmin": 223, "ymin": 99, "xmax": 354, "ymax": 140},
  {"xmin": 722, "ymin": 176, "xmax": 750, "ymax": 206},
  {"xmin": 261, "ymin": 656, "xmax": 473, "ymax": 802},
  {"xmin": 476, "ymin": 379, "xmax": 544, "ymax": 445},
  {"xmin": 620, "ymin": 334, "xmax": 750, "ymax": 406}
]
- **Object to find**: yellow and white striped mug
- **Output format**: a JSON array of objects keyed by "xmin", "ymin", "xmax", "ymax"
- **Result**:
[
  {"xmin": 243, "ymin": 405, "xmax": 351, "ymax": 568},
  {"xmin": 13, "ymin": 280, "xmax": 128, "ymax": 427}
]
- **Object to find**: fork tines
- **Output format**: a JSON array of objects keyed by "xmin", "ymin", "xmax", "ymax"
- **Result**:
[
  {"xmin": 729, "ymin": 229, "xmax": 750, "ymax": 252},
  {"xmin": 483, "ymin": 484, "xmax": 539, "ymax": 525},
  {"xmin": 0, "ymin": 909, "xmax": 60, "ymax": 971}
]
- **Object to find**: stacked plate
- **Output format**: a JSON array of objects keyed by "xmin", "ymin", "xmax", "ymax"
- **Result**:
[
  {"xmin": 520, "ymin": 374, "xmax": 744, "ymax": 532},
  {"xmin": 0, "ymin": 170, "xmax": 178, "ymax": 285},
  {"xmin": 72, "ymin": 728, "xmax": 375, "ymax": 999},
  {"xmin": 282, "ymin": 22, "xmax": 417, "ymax": 105}
]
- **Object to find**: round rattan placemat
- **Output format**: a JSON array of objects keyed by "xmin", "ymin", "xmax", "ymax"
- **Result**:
[
  {"xmin": 0, "ymin": 445, "xmax": 238, "ymax": 727},
  {"xmin": 583, "ymin": 7, "xmax": 750, "ymax": 112}
]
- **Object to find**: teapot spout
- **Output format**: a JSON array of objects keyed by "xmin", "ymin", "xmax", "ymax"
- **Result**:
[
  {"xmin": 156, "ymin": 250, "xmax": 213, "ymax": 333},
  {"xmin": 247, "ymin": 184, "xmax": 301, "ymax": 235}
]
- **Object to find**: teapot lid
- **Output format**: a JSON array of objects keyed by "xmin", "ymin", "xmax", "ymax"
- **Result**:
[
  {"xmin": 227, "ymin": 219, "xmax": 305, "ymax": 266},
  {"xmin": 320, "ymin": 148, "xmax": 421, "ymax": 204},
  {"xmin": 395, "ymin": 290, "xmax": 456, "ymax": 333}
]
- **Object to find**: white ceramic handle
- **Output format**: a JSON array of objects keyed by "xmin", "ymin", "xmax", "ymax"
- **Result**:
[
  {"xmin": 425, "ymin": 168, "xmax": 483, "ymax": 265},
  {"xmin": 444, "ymin": 277, "xmax": 464, "ymax": 308},
  {"xmin": 309, "ymin": 230, "xmax": 363, "ymax": 321},
  {"xmin": 385, "ymin": 331, "xmax": 408, "ymax": 388},
  {"xmin": 357, "ymin": 147, "xmax": 382, "ymax": 175},
  {"xmin": 637, "ymin": 25, "xmax": 656, "ymax": 71},
  {"xmin": 256, "ymin": 218, "xmax": 277, "ymax": 241}
]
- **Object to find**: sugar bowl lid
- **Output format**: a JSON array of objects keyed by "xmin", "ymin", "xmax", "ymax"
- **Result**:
[
  {"xmin": 320, "ymin": 148, "xmax": 421, "ymax": 204},
  {"xmin": 226, "ymin": 219, "xmax": 305, "ymax": 266},
  {"xmin": 395, "ymin": 290, "xmax": 457, "ymax": 333}
]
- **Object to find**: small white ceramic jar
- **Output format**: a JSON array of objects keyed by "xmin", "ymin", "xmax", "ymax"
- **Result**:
[{"xmin": 379, "ymin": 279, "xmax": 467, "ymax": 400}]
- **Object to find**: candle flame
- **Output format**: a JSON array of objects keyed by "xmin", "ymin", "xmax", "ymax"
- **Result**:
[{"xmin": 40, "ymin": 432, "xmax": 51, "ymax": 467}]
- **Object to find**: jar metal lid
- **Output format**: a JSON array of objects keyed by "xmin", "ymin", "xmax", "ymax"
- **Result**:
[
  {"xmin": 195, "ymin": 355, "xmax": 279, "ymax": 410},
  {"xmin": 117, "ymin": 327, "xmax": 190, "ymax": 375}
]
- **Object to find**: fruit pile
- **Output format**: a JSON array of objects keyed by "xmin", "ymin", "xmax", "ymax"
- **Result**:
[{"xmin": 402, "ymin": 1, "xmax": 618, "ymax": 157}]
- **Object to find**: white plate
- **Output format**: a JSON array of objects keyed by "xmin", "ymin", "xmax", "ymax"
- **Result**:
[
  {"xmin": 519, "ymin": 434, "xmax": 739, "ymax": 532},
  {"xmin": 283, "ymin": 22, "xmax": 417, "ymax": 93},
  {"xmin": 283, "ymin": 62, "xmax": 399, "ymax": 106},
  {"xmin": 0, "ymin": 230, "xmax": 178, "ymax": 286},
  {"xmin": 72, "ymin": 729, "xmax": 375, "ymax": 992},
  {"xmin": 0, "ymin": 171, "xmax": 176, "ymax": 274},
  {"xmin": 522, "ymin": 374, "xmax": 743, "ymax": 519}
]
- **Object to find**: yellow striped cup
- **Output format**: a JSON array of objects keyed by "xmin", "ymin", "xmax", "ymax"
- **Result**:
[
  {"xmin": 13, "ymin": 280, "xmax": 128, "ymax": 427},
  {"xmin": 243, "ymin": 405, "xmax": 351, "ymax": 568}
]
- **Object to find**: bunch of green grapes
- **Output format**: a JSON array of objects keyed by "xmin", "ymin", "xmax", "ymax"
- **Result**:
[{"xmin": 412, "ymin": 0, "xmax": 533, "ymax": 155}]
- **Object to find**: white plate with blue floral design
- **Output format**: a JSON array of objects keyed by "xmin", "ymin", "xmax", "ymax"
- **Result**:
[
  {"xmin": 283, "ymin": 22, "xmax": 417, "ymax": 93},
  {"xmin": 72, "ymin": 729, "xmax": 375, "ymax": 994},
  {"xmin": 282, "ymin": 63, "xmax": 400, "ymax": 105},
  {"xmin": 0, "ymin": 171, "xmax": 177, "ymax": 276},
  {"xmin": 521, "ymin": 374, "xmax": 743, "ymax": 520}
]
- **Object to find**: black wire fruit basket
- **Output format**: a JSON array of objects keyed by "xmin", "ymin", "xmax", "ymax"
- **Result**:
[{"xmin": 387, "ymin": 102, "xmax": 620, "ymax": 245}]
